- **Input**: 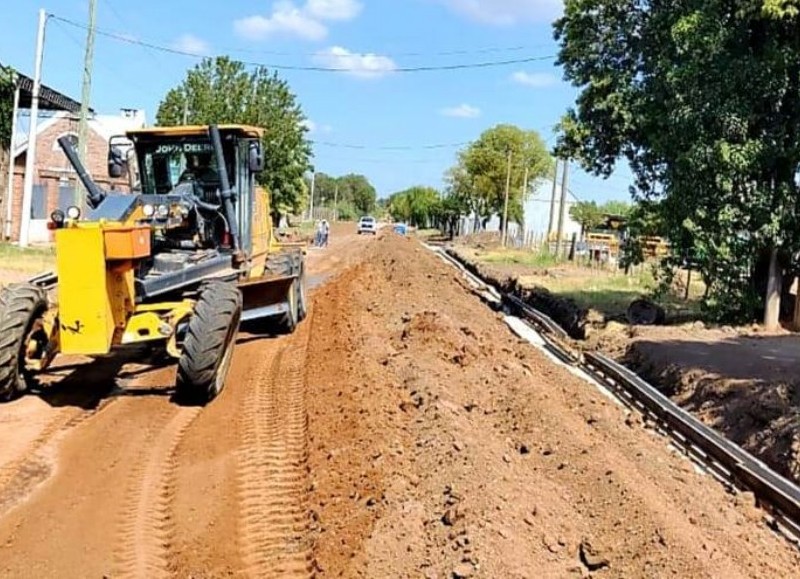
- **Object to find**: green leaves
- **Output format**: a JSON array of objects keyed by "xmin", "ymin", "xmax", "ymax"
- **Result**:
[
  {"xmin": 557, "ymin": 0, "xmax": 800, "ymax": 322},
  {"xmin": 0, "ymin": 65, "xmax": 17, "ymax": 149},
  {"xmin": 388, "ymin": 186, "xmax": 440, "ymax": 227},
  {"xmin": 156, "ymin": 57, "xmax": 312, "ymax": 222},
  {"xmin": 310, "ymin": 172, "xmax": 377, "ymax": 215},
  {"xmin": 448, "ymin": 124, "xmax": 553, "ymax": 227}
]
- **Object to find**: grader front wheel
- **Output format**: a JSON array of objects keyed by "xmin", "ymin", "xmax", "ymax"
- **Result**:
[
  {"xmin": 0, "ymin": 283, "xmax": 49, "ymax": 401},
  {"xmin": 176, "ymin": 281, "xmax": 242, "ymax": 404}
]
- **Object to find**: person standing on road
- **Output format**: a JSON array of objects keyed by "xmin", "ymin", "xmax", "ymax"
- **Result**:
[
  {"xmin": 321, "ymin": 219, "xmax": 330, "ymax": 247},
  {"xmin": 314, "ymin": 220, "xmax": 323, "ymax": 248}
]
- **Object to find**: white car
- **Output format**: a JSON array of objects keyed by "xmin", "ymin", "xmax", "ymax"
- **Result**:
[{"xmin": 357, "ymin": 216, "xmax": 377, "ymax": 235}]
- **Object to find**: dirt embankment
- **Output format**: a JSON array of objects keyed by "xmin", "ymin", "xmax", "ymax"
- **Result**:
[
  {"xmin": 449, "ymin": 242, "xmax": 800, "ymax": 488},
  {"xmin": 307, "ymin": 234, "xmax": 799, "ymax": 578},
  {"xmin": 625, "ymin": 325, "xmax": 800, "ymax": 482}
]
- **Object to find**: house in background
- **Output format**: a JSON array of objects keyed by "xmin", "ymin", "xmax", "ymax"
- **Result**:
[
  {"xmin": 7, "ymin": 108, "xmax": 146, "ymax": 243},
  {"xmin": 516, "ymin": 177, "xmax": 581, "ymax": 241},
  {"xmin": 456, "ymin": 177, "xmax": 582, "ymax": 243}
]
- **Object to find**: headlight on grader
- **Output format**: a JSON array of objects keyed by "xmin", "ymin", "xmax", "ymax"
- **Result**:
[
  {"xmin": 156, "ymin": 204, "xmax": 169, "ymax": 219},
  {"xmin": 49, "ymin": 209, "xmax": 65, "ymax": 229},
  {"xmin": 66, "ymin": 206, "xmax": 81, "ymax": 220},
  {"xmin": 142, "ymin": 203, "xmax": 155, "ymax": 217}
]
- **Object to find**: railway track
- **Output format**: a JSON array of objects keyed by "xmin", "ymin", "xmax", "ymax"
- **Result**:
[{"xmin": 430, "ymin": 244, "xmax": 800, "ymax": 547}]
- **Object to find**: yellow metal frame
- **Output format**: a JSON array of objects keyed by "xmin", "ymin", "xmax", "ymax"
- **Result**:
[{"xmin": 34, "ymin": 122, "xmax": 301, "ymax": 377}]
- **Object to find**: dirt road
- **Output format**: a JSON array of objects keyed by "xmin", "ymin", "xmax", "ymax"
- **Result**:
[{"xmin": 0, "ymin": 228, "xmax": 797, "ymax": 577}]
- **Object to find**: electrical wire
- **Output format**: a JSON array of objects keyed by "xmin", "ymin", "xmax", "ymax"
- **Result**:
[
  {"xmin": 311, "ymin": 140, "xmax": 470, "ymax": 151},
  {"xmin": 50, "ymin": 12, "xmax": 552, "ymax": 59},
  {"xmin": 50, "ymin": 14, "xmax": 557, "ymax": 73}
]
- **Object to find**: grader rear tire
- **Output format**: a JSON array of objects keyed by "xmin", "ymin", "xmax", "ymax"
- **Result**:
[
  {"xmin": 176, "ymin": 281, "xmax": 242, "ymax": 404},
  {"xmin": 0, "ymin": 283, "xmax": 48, "ymax": 401}
]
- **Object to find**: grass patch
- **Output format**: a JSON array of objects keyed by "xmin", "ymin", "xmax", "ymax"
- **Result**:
[
  {"xmin": 0, "ymin": 243, "xmax": 55, "ymax": 275},
  {"xmin": 480, "ymin": 249, "xmax": 560, "ymax": 269},
  {"xmin": 471, "ymin": 246, "xmax": 702, "ymax": 321}
]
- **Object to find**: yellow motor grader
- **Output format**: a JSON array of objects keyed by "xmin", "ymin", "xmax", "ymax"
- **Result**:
[{"xmin": 0, "ymin": 124, "xmax": 307, "ymax": 403}]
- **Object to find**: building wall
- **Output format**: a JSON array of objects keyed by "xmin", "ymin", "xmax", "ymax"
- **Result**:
[{"xmin": 6, "ymin": 117, "xmax": 131, "ymax": 242}]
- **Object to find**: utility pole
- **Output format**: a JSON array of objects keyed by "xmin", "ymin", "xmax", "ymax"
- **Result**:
[
  {"xmin": 308, "ymin": 171, "xmax": 315, "ymax": 221},
  {"xmin": 556, "ymin": 158, "xmax": 570, "ymax": 258},
  {"xmin": 502, "ymin": 149, "xmax": 512, "ymax": 246},
  {"xmin": 547, "ymin": 158, "xmax": 559, "ymax": 236},
  {"xmin": 19, "ymin": 9, "xmax": 47, "ymax": 248},
  {"xmin": 516, "ymin": 165, "xmax": 528, "ymax": 246},
  {"xmin": 76, "ymin": 0, "xmax": 98, "ymax": 207},
  {"xmin": 333, "ymin": 183, "xmax": 338, "ymax": 222}
]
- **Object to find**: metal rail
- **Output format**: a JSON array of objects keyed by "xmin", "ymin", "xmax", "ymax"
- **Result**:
[{"xmin": 435, "ymin": 245, "xmax": 800, "ymax": 545}]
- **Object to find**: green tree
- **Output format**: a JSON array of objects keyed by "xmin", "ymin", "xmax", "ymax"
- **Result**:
[
  {"xmin": 336, "ymin": 173, "xmax": 377, "ymax": 215},
  {"xmin": 309, "ymin": 172, "xmax": 376, "ymax": 217},
  {"xmin": 157, "ymin": 57, "xmax": 312, "ymax": 225},
  {"xmin": 388, "ymin": 186, "xmax": 441, "ymax": 227},
  {"xmin": 555, "ymin": 1, "xmax": 800, "ymax": 325},
  {"xmin": 599, "ymin": 200, "xmax": 631, "ymax": 218},
  {"xmin": 310, "ymin": 172, "xmax": 338, "ymax": 207},
  {"xmin": 569, "ymin": 201, "xmax": 604, "ymax": 237},
  {"xmin": 451, "ymin": 124, "xmax": 552, "ymax": 230},
  {"xmin": 0, "ymin": 65, "xmax": 16, "ymax": 149}
]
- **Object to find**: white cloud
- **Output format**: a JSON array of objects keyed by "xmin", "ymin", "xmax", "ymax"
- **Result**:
[
  {"xmin": 313, "ymin": 46, "xmax": 397, "ymax": 79},
  {"xmin": 437, "ymin": 0, "xmax": 562, "ymax": 25},
  {"xmin": 305, "ymin": 0, "xmax": 362, "ymax": 20},
  {"xmin": 234, "ymin": 0, "xmax": 361, "ymax": 41},
  {"xmin": 440, "ymin": 103, "xmax": 481, "ymax": 118},
  {"xmin": 511, "ymin": 71, "xmax": 558, "ymax": 87},
  {"xmin": 234, "ymin": 2, "xmax": 327, "ymax": 41},
  {"xmin": 302, "ymin": 119, "xmax": 333, "ymax": 134},
  {"xmin": 172, "ymin": 33, "xmax": 210, "ymax": 55}
]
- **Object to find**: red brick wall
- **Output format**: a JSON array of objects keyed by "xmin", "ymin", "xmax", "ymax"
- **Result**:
[{"xmin": 5, "ymin": 117, "xmax": 132, "ymax": 242}]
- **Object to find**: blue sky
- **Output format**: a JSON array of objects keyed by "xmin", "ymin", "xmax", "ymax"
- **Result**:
[{"xmin": 2, "ymin": 0, "xmax": 634, "ymax": 202}]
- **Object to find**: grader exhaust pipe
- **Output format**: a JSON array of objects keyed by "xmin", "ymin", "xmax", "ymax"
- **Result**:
[
  {"xmin": 208, "ymin": 124, "xmax": 241, "ymax": 252},
  {"xmin": 57, "ymin": 136, "xmax": 107, "ymax": 210}
]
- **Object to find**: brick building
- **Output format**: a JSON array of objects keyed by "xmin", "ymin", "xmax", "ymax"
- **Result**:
[{"xmin": 6, "ymin": 108, "xmax": 146, "ymax": 243}]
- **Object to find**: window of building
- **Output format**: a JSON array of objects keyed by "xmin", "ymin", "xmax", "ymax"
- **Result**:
[{"xmin": 52, "ymin": 132, "xmax": 79, "ymax": 151}]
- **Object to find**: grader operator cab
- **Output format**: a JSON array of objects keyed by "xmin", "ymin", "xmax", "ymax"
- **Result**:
[{"xmin": 0, "ymin": 124, "xmax": 307, "ymax": 404}]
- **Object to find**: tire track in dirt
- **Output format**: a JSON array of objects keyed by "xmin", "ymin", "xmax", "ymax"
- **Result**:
[
  {"xmin": 113, "ymin": 406, "xmax": 201, "ymax": 579},
  {"xmin": 236, "ymin": 321, "xmax": 314, "ymax": 578}
]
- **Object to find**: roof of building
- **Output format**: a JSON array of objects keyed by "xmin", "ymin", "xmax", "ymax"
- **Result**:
[
  {"xmin": 125, "ymin": 124, "xmax": 265, "ymax": 139},
  {"xmin": 13, "ymin": 109, "xmax": 147, "ymax": 158},
  {"xmin": 1, "ymin": 62, "xmax": 89, "ymax": 114}
]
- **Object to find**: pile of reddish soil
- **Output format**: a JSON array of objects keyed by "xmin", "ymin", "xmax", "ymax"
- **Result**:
[
  {"xmin": 306, "ymin": 234, "xmax": 798, "ymax": 577},
  {"xmin": 451, "ymin": 241, "xmax": 800, "ymax": 488}
]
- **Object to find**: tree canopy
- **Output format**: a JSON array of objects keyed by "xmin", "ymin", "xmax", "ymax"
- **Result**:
[
  {"xmin": 555, "ymin": 0, "xmax": 800, "ymax": 323},
  {"xmin": 310, "ymin": 172, "xmax": 377, "ymax": 218},
  {"xmin": 569, "ymin": 201, "xmax": 604, "ymax": 235},
  {"xmin": 157, "ymin": 57, "xmax": 312, "ymax": 224},
  {"xmin": 0, "ymin": 65, "xmax": 16, "ymax": 149},
  {"xmin": 451, "ymin": 124, "xmax": 553, "ymax": 228},
  {"xmin": 388, "ymin": 186, "xmax": 441, "ymax": 227}
]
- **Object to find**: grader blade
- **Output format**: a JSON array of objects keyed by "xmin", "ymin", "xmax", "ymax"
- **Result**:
[{"xmin": 238, "ymin": 275, "xmax": 294, "ymax": 322}]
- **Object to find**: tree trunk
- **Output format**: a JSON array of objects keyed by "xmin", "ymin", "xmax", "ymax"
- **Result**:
[{"xmin": 763, "ymin": 245, "xmax": 781, "ymax": 330}]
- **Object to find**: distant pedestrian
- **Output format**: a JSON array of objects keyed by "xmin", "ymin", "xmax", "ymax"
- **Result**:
[
  {"xmin": 321, "ymin": 219, "xmax": 330, "ymax": 247},
  {"xmin": 314, "ymin": 220, "xmax": 324, "ymax": 247}
]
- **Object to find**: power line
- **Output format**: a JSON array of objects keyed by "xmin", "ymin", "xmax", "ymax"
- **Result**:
[
  {"xmin": 311, "ymin": 140, "xmax": 470, "ymax": 151},
  {"xmin": 51, "ymin": 13, "xmax": 552, "ymax": 59},
  {"xmin": 50, "ymin": 14, "xmax": 557, "ymax": 73}
]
